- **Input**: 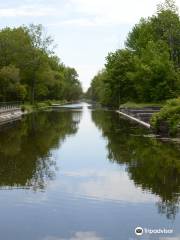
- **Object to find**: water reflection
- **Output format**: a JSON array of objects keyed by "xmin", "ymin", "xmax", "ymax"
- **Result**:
[
  {"xmin": 57, "ymin": 169, "xmax": 157, "ymax": 203},
  {"xmin": 0, "ymin": 111, "xmax": 82, "ymax": 190},
  {"xmin": 44, "ymin": 231, "xmax": 103, "ymax": 240},
  {"xmin": 0, "ymin": 107, "xmax": 180, "ymax": 240},
  {"xmin": 91, "ymin": 110, "xmax": 180, "ymax": 219}
]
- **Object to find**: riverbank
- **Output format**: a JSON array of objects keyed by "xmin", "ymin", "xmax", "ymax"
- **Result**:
[
  {"xmin": 116, "ymin": 110, "xmax": 151, "ymax": 128},
  {"xmin": 22, "ymin": 100, "xmax": 69, "ymax": 113},
  {"xmin": 117, "ymin": 104, "xmax": 161, "ymax": 129},
  {"xmin": 151, "ymin": 98, "xmax": 180, "ymax": 137},
  {"xmin": 0, "ymin": 100, "xmax": 70, "ymax": 127},
  {"xmin": 119, "ymin": 102, "xmax": 165, "ymax": 109},
  {"xmin": 117, "ymin": 99, "xmax": 180, "ymax": 140}
]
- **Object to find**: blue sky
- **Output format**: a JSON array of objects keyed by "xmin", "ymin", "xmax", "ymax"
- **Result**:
[{"xmin": 0, "ymin": 0, "xmax": 180, "ymax": 90}]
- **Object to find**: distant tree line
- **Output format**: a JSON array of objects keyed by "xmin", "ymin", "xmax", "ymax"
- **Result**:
[
  {"xmin": 0, "ymin": 24, "xmax": 82, "ymax": 103},
  {"xmin": 86, "ymin": 0, "xmax": 180, "ymax": 107}
]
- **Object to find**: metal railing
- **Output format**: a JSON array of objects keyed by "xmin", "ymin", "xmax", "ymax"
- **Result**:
[{"xmin": 0, "ymin": 102, "xmax": 22, "ymax": 112}]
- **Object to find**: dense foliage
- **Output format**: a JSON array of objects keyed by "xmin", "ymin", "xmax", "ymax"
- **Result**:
[
  {"xmin": 151, "ymin": 97, "xmax": 180, "ymax": 136},
  {"xmin": 87, "ymin": 0, "xmax": 180, "ymax": 107},
  {"xmin": 0, "ymin": 24, "xmax": 82, "ymax": 103}
]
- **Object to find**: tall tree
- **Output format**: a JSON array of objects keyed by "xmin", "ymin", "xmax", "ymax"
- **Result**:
[{"xmin": 89, "ymin": 0, "xmax": 180, "ymax": 107}]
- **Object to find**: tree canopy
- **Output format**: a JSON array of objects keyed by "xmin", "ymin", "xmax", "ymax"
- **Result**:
[
  {"xmin": 87, "ymin": 0, "xmax": 180, "ymax": 107},
  {"xmin": 0, "ymin": 24, "xmax": 82, "ymax": 103}
]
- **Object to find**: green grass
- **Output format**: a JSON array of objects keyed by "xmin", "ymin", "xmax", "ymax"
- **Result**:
[
  {"xmin": 21, "ymin": 100, "xmax": 68, "ymax": 113},
  {"xmin": 119, "ymin": 101, "xmax": 164, "ymax": 109},
  {"xmin": 21, "ymin": 104, "xmax": 33, "ymax": 113}
]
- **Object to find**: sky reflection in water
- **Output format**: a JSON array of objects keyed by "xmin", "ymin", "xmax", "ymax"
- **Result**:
[{"xmin": 0, "ymin": 103, "xmax": 179, "ymax": 240}]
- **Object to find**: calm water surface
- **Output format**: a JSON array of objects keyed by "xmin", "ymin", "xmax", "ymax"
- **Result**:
[{"xmin": 0, "ymin": 103, "xmax": 180, "ymax": 240}]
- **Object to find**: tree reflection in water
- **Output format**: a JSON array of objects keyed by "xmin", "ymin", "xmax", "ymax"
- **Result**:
[
  {"xmin": 0, "ymin": 111, "xmax": 82, "ymax": 191},
  {"xmin": 91, "ymin": 110, "xmax": 180, "ymax": 220}
]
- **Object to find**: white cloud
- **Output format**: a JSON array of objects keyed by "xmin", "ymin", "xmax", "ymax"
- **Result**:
[
  {"xmin": 0, "ymin": 6, "xmax": 56, "ymax": 17},
  {"xmin": 2, "ymin": 0, "xmax": 180, "ymax": 25},
  {"xmin": 47, "ymin": 0, "xmax": 180, "ymax": 28},
  {"xmin": 69, "ymin": 0, "xmax": 161, "ymax": 25},
  {"xmin": 49, "ymin": 18, "xmax": 100, "ymax": 27}
]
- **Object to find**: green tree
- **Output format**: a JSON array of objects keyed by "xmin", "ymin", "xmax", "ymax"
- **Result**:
[
  {"xmin": 0, "ymin": 65, "xmax": 27, "ymax": 101},
  {"xmin": 0, "ymin": 24, "xmax": 82, "ymax": 103},
  {"xmin": 89, "ymin": 0, "xmax": 180, "ymax": 107}
]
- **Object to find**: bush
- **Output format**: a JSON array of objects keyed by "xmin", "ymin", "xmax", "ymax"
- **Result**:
[
  {"xmin": 34, "ymin": 102, "xmax": 49, "ymax": 109},
  {"xmin": 151, "ymin": 98, "xmax": 180, "ymax": 136},
  {"xmin": 21, "ymin": 104, "xmax": 33, "ymax": 113}
]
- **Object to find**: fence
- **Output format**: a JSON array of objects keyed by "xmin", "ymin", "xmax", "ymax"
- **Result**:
[{"xmin": 0, "ymin": 102, "xmax": 21, "ymax": 112}]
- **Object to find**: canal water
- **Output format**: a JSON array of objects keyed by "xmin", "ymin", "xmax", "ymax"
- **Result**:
[{"xmin": 0, "ymin": 103, "xmax": 179, "ymax": 240}]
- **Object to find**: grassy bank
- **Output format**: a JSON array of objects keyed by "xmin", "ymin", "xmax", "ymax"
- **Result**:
[
  {"xmin": 119, "ymin": 102, "xmax": 164, "ymax": 109},
  {"xmin": 21, "ymin": 100, "xmax": 69, "ymax": 113}
]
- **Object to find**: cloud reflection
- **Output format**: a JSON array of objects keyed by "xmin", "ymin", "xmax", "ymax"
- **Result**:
[
  {"xmin": 160, "ymin": 237, "xmax": 180, "ymax": 240},
  {"xmin": 44, "ymin": 231, "xmax": 103, "ymax": 240},
  {"xmin": 50, "ymin": 169, "xmax": 157, "ymax": 203}
]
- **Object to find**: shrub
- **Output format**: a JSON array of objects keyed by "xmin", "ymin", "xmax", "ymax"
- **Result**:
[{"xmin": 151, "ymin": 98, "xmax": 180, "ymax": 136}]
